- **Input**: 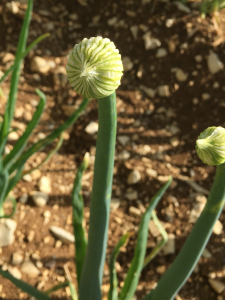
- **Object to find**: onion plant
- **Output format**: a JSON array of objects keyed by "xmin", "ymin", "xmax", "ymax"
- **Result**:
[
  {"xmin": 0, "ymin": 0, "xmax": 89, "ymax": 218},
  {"xmin": 1, "ymin": 2, "xmax": 225, "ymax": 300}
]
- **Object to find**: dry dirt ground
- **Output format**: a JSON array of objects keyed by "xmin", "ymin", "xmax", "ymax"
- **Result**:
[{"xmin": 1, "ymin": 0, "xmax": 225, "ymax": 299}]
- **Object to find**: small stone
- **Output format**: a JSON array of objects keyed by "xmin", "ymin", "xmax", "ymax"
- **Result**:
[
  {"xmin": 122, "ymin": 56, "xmax": 133, "ymax": 72},
  {"xmin": 208, "ymin": 279, "xmax": 225, "ymax": 294},
  {"xmin": 38, "ymin": 176, "xmax": 52, "ymax": 193},
  {"xmin": 193, "ymin": 98, "xmax": 199, "ymax": 105},
  {"xmin": 30, "ymin": 56, "xmax": 51, "ymax": 74},
  {"xmin": 125, "ymin": 190, "xmax": 138, "ymax": 201},
  {"xmin": 129, "ymin": 206, "xmax": 142, "ymax": 217},
  {"xmin": 195, "ymin": 55, "xmax": 203, "ymax": 63},
  {"xmin": 23, "ymin": 174, "xmax": 32, "ymax": 182},
  {"xmin": 142, "ymin": 32, "xmax": 161, "ymax": 50},
  {"xmin": 31, "ymin": 253, "xmax": 41, "ymax": 261},
  {"xmin": 31, "ymin": 169, "xmax": 41, "ymax": 180},
  {"xmin": 43, "ymin": 210, "xmax": 51, "ymax": 218},
  {"xmin": 50, "ymin": 226, "xmax": 75, "ymax": 244},
  {"xmin": 31, "ymin": 191, "xmax": 49, "ymax": 207},
  {"xmin": 189, "ymin": 202, "xmax": 205, "ymax": 223},
  {"xmin": 24, "ymin": 111, "xmax": 32, "ymax": 121},
  {"xmin": 85, "ymin": 122, "xmax": 98, "ymax": 135},
  {"xmin": 19, "ymin": 194, "xmax": 28, "ymax": 204},
  {"xmin": 156, "ymin": 265, "xmax": 166, "ymax": 274},
  {"xmin": 14, "ymin": 107, "xmax": 24, "ymax": 118},
  {"xmin": 8, "ymin": 131, "xmax": 19, "ymax": 141},
  {"xmin": 140, "ymin": 85, "xmax": 156, "ymax": 98},
  {"xmin": 202, "ymin": 248, "xmax": 212, "ymax": 258},
  {"xmin": 21, "ymin": 261, "xmax": 40, "ymax": 278},
  {"xmin": 160, "ymin": 233, "xmax": 175, "ymax": 255},
  {"xmin": 167, "ymin": 39, "xmax": 176, "ymax": 53},
  {"xmin": 6, "ymin": 1, "xmax": 19, "ymax": 14},
  {"xmin": 146, "ymin": 169, "xmax": 158, "ymax": 178},
  {"xmin": 158, "ymin": 85, "xmax": 170, "ymax": 97},
  {"xmin": 117, "ymin": 135, "xmax": 130, "ymax": 146},
  {"xmin": 107, "ymin": 17, "xmax": 118, "ymax": 26},
  {"xmin": 213, "ymin": 220, "xmax": 223, "ymax": 235},
  {"xmin": 55, "ymin": 240, "xmax": 62, "ymax": 248},
  {"xmin": 156, "ymin": 48, "xmax": 167, "ymax": 58},
  {"xmin": 117, "ymin": 150, "xmax": 130, "ymax": 161},
  {"xmin": 69, "ymin": 13, "xmax": 78, "ymax": 21},
  {"xmin": 126, "ymin": 10, "xmax": 136, "ymax": 17},
  {"xmin": 130, "ymin": 25, "xmax": 138, "ymax": 39},
  {"xmin": 27, "ymin": 230, "xmax": 35, "ymax": 242},
  {"xmin": 110, "ymin": 198, "xmax": 121, "ymax": 211},
  {"xmin": 8, "ymin": 267, "xmax": 22, "ymax": 279},
  {"xmin": 202, "ymin": 93, "xmax": 210, "ymax": 101},
  {"xmin": 11, "ymin": 252, "xmax": 23, "ymax": 265},
  {"xmin": 174, "ymin": 1, "xmax": 191, "ymax": 13},
  {"xmin": 2, "ymin": 52, "xmax": 15, "ymax": 64},
  {"xmin": 0, "ymin": 219, "xmax": 17, "ymax": 247},
  {"xmin": 213, "ymin": 82, "xmax": 220, "ymax": 89},
  {"xmin": 174, "ymin": 68, "xmax": 188, "ymax": 82},
  {"xmin": 165, "ymin": 19, "xmax": 174, "ymax": 28},
  {"xmin": 170, "ymin": 137, "xmax": 179, "ymax": 147},
  {"xmin": 207, "ymin": 50, "xmax": 224, "ymax": 74},
  {"xmin": 127, "ymin": 170, "xmax": 141, "ymax": 185}
]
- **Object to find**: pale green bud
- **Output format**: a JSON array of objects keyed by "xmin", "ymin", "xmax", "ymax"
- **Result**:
[
  {"xmin": 66, "ymin": 36, "xmax": 123, "ymax": 99},
  {"xmin": 196, "ymin": 126, "xmax": 225, "ymax": 166}
]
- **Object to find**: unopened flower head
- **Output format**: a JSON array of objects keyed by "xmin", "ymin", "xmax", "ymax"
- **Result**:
[
  {"xmin": 66, "ymin": 37, "xmax": 123, "ymax": 99},
  {"xmin": 196, "ymin": 126, "xmax": 225, "ymax": 166}
]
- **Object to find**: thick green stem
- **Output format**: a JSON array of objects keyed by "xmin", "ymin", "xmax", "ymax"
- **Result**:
[
  {"xmin": 144, "ymin": 162, "xmax": 225, "ymax": 300},
  {"xmin": 79, "ymin": 92, "xmax": 117, "ymax": 300}
]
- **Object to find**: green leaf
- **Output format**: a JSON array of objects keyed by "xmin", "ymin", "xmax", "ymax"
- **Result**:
[
  {"xmin": 0, "ymin": 269, "xmax": 51, "ymax": 300},
  {"xmin": 44, "ymin": 281, "xmax": 70, "ymax": 295},
  {"xmin": 143, "ymin": 163, "xmax": 225, "ymax": 300},
  {"xmin": 0, "ymin": 33, "xmax": 49, "ymax": 85},
  {"xmin": 3, "ymin": 89, "xmax": 46, "ymax": 170},
  {"xmin": 71, "ymin": 153, "xmax": 89, "ymax": 286},
  {"xmin": 8, "ymin": 97, "xmax": 90, "ymax": 175},
  {"xmin": 23, "ymin": 132, "xmax": 64, "ymax": 176},
  {"xmin": 0, "ymin": 0, "xmax": 33, "ymax": 154},
  {"xmin": 143, "ymin": 210, "xmax": 168, "ymax": 268},
  {"xmin": 118, "ymin": 177, "xmax": 172, "ymax": 300},
  {"xmin": 69, "ymin": 281, "xmax": 78, "ymax": 300},
  {"xmin": 0, "ymin": 169, "xmax": 9, "ymax": 217},
  {"xmin": 5, "ymin": 163, "xmax": 24, "ymax": 204},
  {"xmin": 108, "ymin": 233, "xmax": 130, "ymax": 300}
]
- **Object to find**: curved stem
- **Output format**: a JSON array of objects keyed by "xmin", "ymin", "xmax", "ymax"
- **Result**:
[
  {"xmin": 79, "ymin": 92, "xmax": 117, "ymax": 300},
  {"xmin": 143, "ymin": 162, "xmax": 225, "ymax": 300}
]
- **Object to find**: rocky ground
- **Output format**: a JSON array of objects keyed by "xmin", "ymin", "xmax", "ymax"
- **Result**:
[{"xmin": 0, "ymin": 0, "xmax": 225, "ymax": 299}]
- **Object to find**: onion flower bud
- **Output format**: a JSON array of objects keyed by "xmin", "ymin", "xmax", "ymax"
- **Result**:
[
  {"xmin": 196, "ymin": 126, "xmax": 225, "ymax": 166},
  {"xmin": 66, "ymin": 36, "xmax": 123, "ymax": 99}
]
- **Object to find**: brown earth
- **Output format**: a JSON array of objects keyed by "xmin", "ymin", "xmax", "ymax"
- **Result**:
[{"xmin": 0, "ymin": 0, "xmax": 225, "ymax": 299}]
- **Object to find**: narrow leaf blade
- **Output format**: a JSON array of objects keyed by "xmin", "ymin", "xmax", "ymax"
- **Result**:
[
  {"xmin": 3, "ymin": 89, "xmax": 46, "ymax": 170},
  {"xmin": 143, "ymin": 210, "xmax": 168, "ymax": 268},
  {"xmin": 0, "ymin": 33, "xmax": 49, "ymax": 85},
  {"xmin": 119, "ymin": 177, "xmax": 172, "ymax": 300},
  {"xmin": 0, "ymin": 0, "xmax": 33, "ymax": 151},
  {"xmin": 108, "ymin": 233, "xmax": 130, "ymax": 300},
  {"xmin": 71, "ymin": 153, "xmax": 89, "ymax": 286},
  {"xmin": 9, "ymin": 97, "xmax": 89, "ymax": 175},
  {"xmin": 0, "ymin": 269, "xmax": 51, "ymax": 300}
]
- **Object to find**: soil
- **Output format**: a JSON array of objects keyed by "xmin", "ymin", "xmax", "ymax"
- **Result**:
[{"xmin": 0, "ymin": 0, "xmax": 225, "ymax": 299}]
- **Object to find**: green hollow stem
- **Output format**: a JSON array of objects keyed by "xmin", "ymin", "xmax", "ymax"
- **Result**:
[
  {"xmin": 79, "ymin": 92, "xmax": 117, "ymax": 300},
  {"xmin": 144, "ymin": 162, "xmax": 225, "ymax": 300}
]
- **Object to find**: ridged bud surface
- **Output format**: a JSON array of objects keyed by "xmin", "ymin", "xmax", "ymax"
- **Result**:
[
  {"xmin": 196, "ymin": 126, "xmax": 225, "ymax": 166},
  {"xmin": 66, "ymin": 37, "xmax": 123, "ymax": 99}
]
